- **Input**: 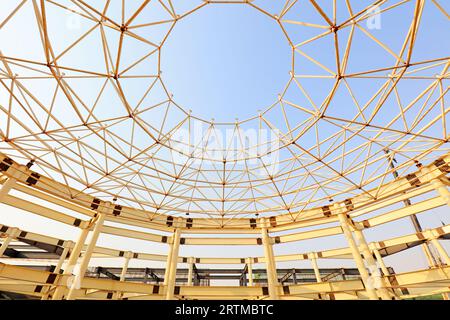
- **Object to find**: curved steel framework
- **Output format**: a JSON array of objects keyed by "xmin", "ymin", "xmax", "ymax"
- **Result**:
[{"xmin": 0, "ymin": 0, "xmax": 449, "ymax": 300}]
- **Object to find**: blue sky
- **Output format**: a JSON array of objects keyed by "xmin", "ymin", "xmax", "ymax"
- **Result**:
[
  {"xmin": 0, "ymin": 0, "xmax": 449, "ymax": 285},
  {"xmin": 161, "ymin": 4, "xmax": 292, "ymax": 122}
]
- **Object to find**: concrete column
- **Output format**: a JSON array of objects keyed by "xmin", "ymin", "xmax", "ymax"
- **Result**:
[
  {"xmin": 0, "ymin": 177, "xmax": 17, "ymax": 202},
  {"xmin": 52, "ymin": 227, "xmax": 90, "ymax": 300},
  {"xmin": 354, "ymin": 228, "xmax": 392, "ymax": 300},
  {"xmin": 0, "ymin": 227, "xmax": 19, "ymax": 256},
  {"xmin": 166, "ymin": 227, "xmax": 181, "ymax": 300},
  {"xmin": 335, "ymin": 204, "xmax": 378, "ymax": 300},
  {"xmin": 246, "ymin": 258, "xmax": 254, "ymax": 286},
  {"xmin": 309, "ymin": 253, "xmax": 322, "ymax": 283},
  {"xmin": 261, "ymin": 218, "xmax": 279, "ymax": 300},
  {"xmin": 187, "ymin": 257, "xmax": 194, "ymax": 286},
  {"xmin": 114, "ymin": 251, "xmax": 132, "ymax": 300},
  {"xmin": 66, "ymin": 211, "xmax": 107, "ymax": 300}
]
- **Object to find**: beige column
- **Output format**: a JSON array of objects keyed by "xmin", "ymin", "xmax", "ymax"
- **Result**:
[
  {"xmin": 187, "ymin": 257, "xmax": 194, "ymax": 286},
  {"xmin": 309, "ymin": 252, "xmax": 322, "ymax": 283},
  {"xmin": 114, "ymin": 251, "xmax": 132, "ymax": 300},
  {"xmin": 166, "ymin": 227, "xmax": 181, "ymax": 300},
  {"xmin": 52, "ymin": 227, "xmax": 90, "ymax": 300},
  {"xmin": 0, "ymin": 227, "xmax": 20, "ymax": 256},
  {"xmin": 41, "ymin": 242, "xmax": 72, "ymax": 300},
  {"xmin": 55, "ymin": 243, "xmax": 72, "ymax": 274},
  {"xmin": 421, "ymin": 242, "xmax": 439, "ymax": 268},
  {"xmin": 371, "ymin": 244, "xmax": 403, "ymax": 298},
  {"xmin": 371, "ymin": 245, "xmax": 390, "ymax": 276},
  {"xmin": 428, "ymin": 235, "xmax": 450, "ymax": 265},
  {"xmin": 261, "ymin": 218, "xmax": 279, "ymax": 300},
  {"xmin": 246, "ymin": 258, "xmax": 254, "ymax": 286},
  {"xmin": 163, "ymin": 240, "xmax": 174, "ymax": 285},
  {"xmin": 335, "ymin": 204, "xmax": 378, "ymax": 300},
  {"xmin": 430, "ymin": 177, "xmax": 450, "ymax": 206},
  {"xmin": 354, "ymin": 228, "xmax": 392, "ymax": 300},
  {"xmin": 431, "ymin": 237, "xmax": 450, "ymax": 299},
  {"xmin": 0, "ymin": 177, "xmax": 17, "ymax": 202},
  {"xmin": 66, "ymin": 209, "xmax": 107, "ymax": 300},
  {"xmin": 423, "ymin": 171, "xmax": 450, "ymax": 300},
  {"xmin": 309, "ymin": 252, "xmax": 330, "ymax": 300}
]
